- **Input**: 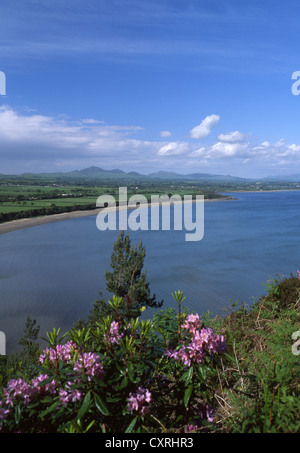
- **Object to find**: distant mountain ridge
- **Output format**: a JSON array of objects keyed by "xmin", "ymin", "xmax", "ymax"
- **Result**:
[
  {"xmin": 3, "ymin": 166, "xmax": 300, "ymax": 182},
  {"xmin": 54, "ymin": 166, "xmax": 248, "ymax": 182}
]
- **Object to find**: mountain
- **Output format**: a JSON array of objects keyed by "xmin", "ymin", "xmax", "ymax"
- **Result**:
[
  {"xmin": 148, "ymin": 171, "xmax": 246, "ymax": 182},
  {"xmin": 2, "ymin": 166, "xmax": 251, "ymax": 182},
  {"xmin": 264, "ymin": 173, "xmax": 300, "ymax": 182}
]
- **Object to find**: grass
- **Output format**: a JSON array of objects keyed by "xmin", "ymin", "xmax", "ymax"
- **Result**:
[
  {"xmin": 205, "ymin": 276, "xmax": 300, "ymax": 433},
  {"xmin": 0, "ymin": 178, "xmax": 229, "ymax": 222}
]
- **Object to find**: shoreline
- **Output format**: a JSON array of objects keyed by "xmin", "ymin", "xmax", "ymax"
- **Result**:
[{"xmin": 0, "ymin": 196, "xmax": 232, "ymax": 236}]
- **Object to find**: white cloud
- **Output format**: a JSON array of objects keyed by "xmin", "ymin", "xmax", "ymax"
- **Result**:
[
  {"xmin": 287, "ymin": 143, "xmax": 300, "ymax": 152},
  {"xmin": 217, "ymin": 130, "xmax": 247, "ymax": 143},
  {"xmin": 160, "ymin": 130, "xmax": 172, "ymax": 137},
  {"xmin": 207, "ymin": 141, "xmax": 248, "ymax": 158},
  {"xmin": 190, "ymin": 114, "xmax": 220, "ymax": 139},
  {"xmin": 0, "ymin": 105, "xmax": 157, "ymax": 171},
  {"xmin": 2, "ymin": 104, "xmax": 300, "ymax": 176},
  {"xmin": 157, "ymin": 141, "xmax": 189, "ymax": 156},
  {"xmin": 188, "ymin": 147, "xmax": 206, "ymax": 157}
]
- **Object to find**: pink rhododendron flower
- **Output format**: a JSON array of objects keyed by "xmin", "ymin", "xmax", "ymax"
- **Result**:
[
  {"xmin": 73, "ymin": 352, "xmax": 104, "ymax": 381},
  {"xmin": 182, "ymin": 313, "xmax": 201, "ymax": 333},
  {"xmin": 127, "ymin": 387, "xmax": 151, "ymax": 416},
  {"xmin": 31, "ymin": 374, "xmax": 56, "ymax": 395},
  {"xmin": 105, "ymin": 321, "xmax": 123, "ymax": 345},
  {"xmin": 39, "ymin": 340, "xmax": 77, "ymax": 364},
  {"xmin": 59, "ymin": 386, "xmax": 83, "ymax": 405},
  {"xmin": 0, "ymin": 401, "xmax": 9, "ymax": 420},
  {"xmin": 165, "ymin": 313, "xmax": 227, "ymax": 366}
]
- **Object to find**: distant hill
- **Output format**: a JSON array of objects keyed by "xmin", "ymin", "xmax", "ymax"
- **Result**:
[
  {"xmin": 4, "ymin": 166, "xmax": 250, "ymax": 182},
  {"xmin": 148, "ymin": 170, "xmax": 246, "ymax": 182},
  {"xmin": 264, "ymin": 173, "xmax": 300, "ymax": 182},
  {"xmin": 63, "ymin": 166, "xmax": 249, "ymax": 182}
]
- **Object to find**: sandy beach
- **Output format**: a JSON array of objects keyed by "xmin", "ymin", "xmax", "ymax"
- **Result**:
[{"xmin": 0, "ymin": 196, "xmax": 233, "ymax": 236}]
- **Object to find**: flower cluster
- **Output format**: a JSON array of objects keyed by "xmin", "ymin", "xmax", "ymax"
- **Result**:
[
  {"xmin": 0, "ymin": 340, "xmax": 106, "ymax": 428},
  {"xmin": 39, "ymin": 340, "xmax": 77, "ymax": 364},
  {"xmin": 0, "ymin": 373, "xmax": 57, "ymax": 426},
  {"xmin": 73, "ymin": 352, "xmax": 104, "ymax": 381},
  {"xmin": 59, "ymin": 384, "xmax": 83, "ymax": 405},
  {"xmin": 127, "ymin": 387, "xmax": 151, "ymax": 416},
  {"xmin": 105, "ymin": 321, "xmax": 123, "ymax": 345},
  {"xmin": 166, "ymin": 314, "xmax": 227, "ymax": 366},
  {"xmin": 187, "ymin": 403, "xmax": 215, "ymax": 432},
  {"xmin": 297, "ymin": 270, "xmax": 300, "ymax": 280},
  {"xmin": 0, "ymin": 401, "xmax": 9, "ymax": 421}
]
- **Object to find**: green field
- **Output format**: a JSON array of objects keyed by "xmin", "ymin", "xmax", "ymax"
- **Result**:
[
  {"xmin": 1, "ymin": 171, "xmax": 300, "ymax": 224},
  {"xmin": 0, "ymin": 177, "xmax": 227, "ymax": 223}
]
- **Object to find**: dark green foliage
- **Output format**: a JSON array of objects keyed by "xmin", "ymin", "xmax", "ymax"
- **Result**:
[
  {"xmin": 207, "ymin": 273, "xmax": 300, "ymax": 433},
  {"xmin": 0, "ymin": 252, "xmax": 299, "ymax": 433},
  {"xmin": 276, "ymin": 274, "xmax": 300, "ymax": 309},
  {"xmin": 105, "ymin": 231, "xmax": 163, "ymax": 318},
  {"xmin": 87, "ymin": 291, "xmax": 114, "ymax": 328}
]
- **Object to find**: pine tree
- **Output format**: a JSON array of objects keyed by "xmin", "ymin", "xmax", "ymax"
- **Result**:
[
  {"xmin": 105, "ymin": 231, "xmax": 163, "ymax": 318},
  {"xmin": 18, "ymin": 316, "xmax": 41, "ymax": 368}
]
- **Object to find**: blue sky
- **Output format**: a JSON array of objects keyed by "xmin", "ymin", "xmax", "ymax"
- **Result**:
[{"xmin": 1, "ymin": 0, "xmax": 300, "ymax": 177}]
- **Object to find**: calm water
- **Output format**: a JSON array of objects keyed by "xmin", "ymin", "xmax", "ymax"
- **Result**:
[{"xmin": 1, "ymin": 191, "xmax": 300, "ymax": 353}]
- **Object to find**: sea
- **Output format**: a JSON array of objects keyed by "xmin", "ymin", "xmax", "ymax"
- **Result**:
[{"xmin": 1, "ymin": 190, "xmax": 300, "ymax": 354}]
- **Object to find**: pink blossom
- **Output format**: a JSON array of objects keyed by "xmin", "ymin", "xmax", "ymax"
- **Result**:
[
  {"xmin": 39, "ymin": 340, "xmax": 77, "ymax": 364},
  {"xmin": 199, "ymin": 403, "xmax": 215, "ymax": 423},
  {"xmin": 6, "ymin": 378, "xmax": 36, "ymax": 404},
  {"xmin": 182, "ymin": 313, "xmax": 201, "ymax": 333},
  {"xmin": 31, "ymin": 374, "xmax": 57, "ymax": 395},
  {"xmin": 105, "ymin": 321, "xmax": 123, "ymax": 345},
  {"xmin": 187, "ymin": 424, "xmax": 198, "ymax": 432},
  {"xmin": 59, "ymin": 386, "xmax": 83, "ymax": 405},
  {"xmin": 127, "ymin": 387, "xmax": 151, "ymax": 416},
  {"xmin": 73, "ymin": 352, "xmax": 104, "ymax": 381},
  {"xmin": 0, "ymin": 401, "xmax": 9, "ymax": 420},
  {"xmin": 165, "ymin": 313, "xmax": 227, "ymax": 366},
  {"xmin": 165, "ymin": 348, "xmax": 179, "ymax": 360}
]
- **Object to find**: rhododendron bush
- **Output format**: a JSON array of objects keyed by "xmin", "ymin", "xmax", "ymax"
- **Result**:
[{"xmin": 0, "ymin": 293, "xmax": 227, "ymax": 433}]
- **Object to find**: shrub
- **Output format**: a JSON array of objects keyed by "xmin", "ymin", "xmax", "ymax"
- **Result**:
[{"xmin": 0, "ymin": 293, "xmax": 227, "ymax": 433}]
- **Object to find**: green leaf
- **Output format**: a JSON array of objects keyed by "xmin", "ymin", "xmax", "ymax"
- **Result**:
[
  {"xmin": 196, "ymin": 364, "xmax": 209, "ymax": 382},
  {"xmin": 120, "ymin": 376, "xmax": 129, "ymax": 390},
  {"xmin": 185, "ymin": 366, "xmax": 194, "ymax": 385},
  {"xmin": 183, "ymin": 383, "xmax": 193, "ymax": 408},
  {"xmin": 40, "ymin": 401, "xmax": 60, "ymax": 419},
  {"xmin": 125, "ymin": 416, "xmax": 138, "ymax": 433},
  {"xmin": 77, "ymin": 391, "xmax": 91, "ymax": 421},
  {"xmin": 14, "ymin": 405, "xmax": 21, "ymax": 425},
  {"xmin": 94, "ymin": 393, "xmax": 110, "ymax": 416},
  {"xmin": 106, "ymin": 396, "xmax": 122, "ymax": 403}
]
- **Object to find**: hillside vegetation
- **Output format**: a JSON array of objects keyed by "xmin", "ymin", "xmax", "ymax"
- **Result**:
[{"xmin": 0, "ymin": 235, "xmax": 299, "ymax": 433}]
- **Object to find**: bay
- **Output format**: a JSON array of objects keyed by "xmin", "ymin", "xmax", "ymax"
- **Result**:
[{"xmin": 1, "ymin": 190, "xmax": 300, "ymax": 354}]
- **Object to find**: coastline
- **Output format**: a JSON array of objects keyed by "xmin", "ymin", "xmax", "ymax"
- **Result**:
[{"xmin": 0, "ymin": 196, "xmax": 233, "ymax": 236}]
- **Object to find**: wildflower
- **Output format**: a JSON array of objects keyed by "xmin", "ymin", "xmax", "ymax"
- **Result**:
[
  {"xmin": 165, "ymin": 347, "xmax": 179, "ymax": 360},
  {"xmin": 127, "ymin": 387, "xmax": 151, "ymax": 416},
  {"xmin": 0, "ymin": 401, "xmax": 9, "ymax": 420},
  {"xmin": 31, "ymin": 374, "xmax": 57, "ymax": 395},
  {"xmin": 182, "ymin": 313, "xmax": 201, "ymax": 333},
  {"xmin": 297, "ymin": 270, "xmax": 300, "ymax": 280},
  {"xmin": 6, "ymin": 378, "xmax": 36, "ymax": 404},
  {"xmin": 39, "ymin": 340, "xmax": 77, "ymax": 364},
  {"xmin": 59, "ymin": 386, "xmax": 83, "ymax": 405},
  {"xmin": 187, "ymin": 424, "xmax": 198, "ymax": 432},
  {"xmin": 198, "ymin": 403, "xmax": 215, "ymax": 423},
  {"xmin": 73, "ymin": 352, "xmax": 104, "ymax": 381},
  {"xmin": 105, "ymin": 321, "xmax": 123, "ymax": 345}
]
